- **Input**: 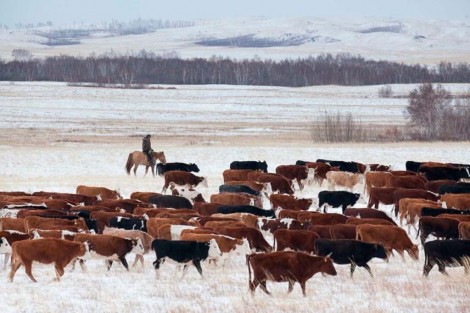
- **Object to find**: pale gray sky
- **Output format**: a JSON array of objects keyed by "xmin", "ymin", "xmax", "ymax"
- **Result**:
[{"xmin": 1, "ymin": 0, "xmax": 469, "ymax": 26}]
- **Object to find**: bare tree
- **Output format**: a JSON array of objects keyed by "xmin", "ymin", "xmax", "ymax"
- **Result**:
[
  {"xmin": 11, "ymin": 49, "xmax": 33, "ymax": 61},
  {"xmin": 378, "ymin": 85, "xmax": 393, "ymax": 98},
  {"xmin": 406, "ymin": 83, "xmax": 451, "ymax": 140}
]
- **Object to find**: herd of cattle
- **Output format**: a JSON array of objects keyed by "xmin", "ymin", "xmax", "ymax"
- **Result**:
[{"xmin": 0, "ymin": 158, "xmax": 469, "ymax": 295}]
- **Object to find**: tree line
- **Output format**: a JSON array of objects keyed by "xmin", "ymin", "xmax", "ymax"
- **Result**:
[{"xmin": 0, "ymin": 52, "xmax": 469, "ymax": 86}]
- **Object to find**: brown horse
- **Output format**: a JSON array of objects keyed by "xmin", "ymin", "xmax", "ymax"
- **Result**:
[{"xmin": 125, "ymin": 151, "xmax": 166, "ymax": 177}]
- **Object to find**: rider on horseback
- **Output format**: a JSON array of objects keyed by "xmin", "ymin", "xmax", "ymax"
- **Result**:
[{"xmin": 142, "ymin": 134, "xmax": 155, "ymax": 166}]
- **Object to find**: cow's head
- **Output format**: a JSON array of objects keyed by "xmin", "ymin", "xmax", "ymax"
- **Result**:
[
  {"xmin": 189, "ymin": 163, "xmax": 200, "ymax": 173},
  {"xmin": 82, "ymin": 240, "xmax": 95, "ymax": 259},
  {"xmin": 373, "ymin": 244, "xmax": 388, "ymax": 260},
  {"xmin": 408, "ymin": 245, "xmax": 420, "ymax": 261},
  {"xmin": 208, "ymin": 238, "xmax": 222, "ymax": 258},
  {"xmin": 114, "ymin": 189, "xmax": 123, "ymax": 200},
  {"xmin": 0, "ymin": 237, "xmax": 11, "ymax": 253},
  {"xmin": 200, "ymin": 177, "xmax": 208, "ymax": 188},
  {"xmin": 320, "ymin": 256, "xmax": 337, "ymax": 276},
  {"xmin": 260, "ymin": 161, "xmax": 268, "ymax": 173}
]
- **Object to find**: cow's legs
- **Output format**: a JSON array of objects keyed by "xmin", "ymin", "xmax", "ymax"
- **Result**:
[
  {"xmin": 8, "ymin": 259, "xmax": 22, "ymax": 282},
  {"xmin": 423, "ymin": 258, "xmax": 435, "ymax": 277},
  {"xmin": 193, "ymin": 260, "xmax": 204, "ymax": 277},
  {"xmin": 300, "ymin": 281, "xmax": 307, "ymax": 297},
  {"xmin": 362, "ymin": 264, "xmax": 373, "ymax": 277},
  {"xmin": 106, "ymin": 260, "xmax": 113, "ymax": 271},
  {"xmin": 54, "ymin": 263, "xmax": 65, "ymax": 281},
  {"xmin": 132, "ymin": 254, "xmax": 144, "ymax": 268},
  {"xmin": 3, "ymin": 253, "xmax": 10, "ymax": 270},
  {"xmin": 259, "ymin": 280, "xmax": 271, "ymax": 295},
  {"xmin": 153, "ymin": 258, "xmax": 162, "ymax": 279},
  {"xmin": 119, "ymin": 256, "xmax": 129, "ymax": 271},
  {"xmin": 24, "ymin": 262, "xmax": 37, "ymax": 282},
  {"xmin": 181, "ymin": 264, "xmax": 190, "ymax": 279},
  {"xmin": 350, "ymin": 262, "xmax": 357, "ymax": 278},
  {"xmin": 287, "ymin": 280, "xmax": 294, "ymax": 293},
  {"xmin": 79, "ymin": 259, "xmax": 88, "ymax": 271},
  {"xmin": 437, "ymin": 262, "xmax": 448, "ymax": 276}
]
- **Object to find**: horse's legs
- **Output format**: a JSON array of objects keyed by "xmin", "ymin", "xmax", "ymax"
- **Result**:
[
  {"xmin": 144, "ymin": 166, "xmax": 149, "ymax": 176},
  {"xmin": 151, "ymin": 165, "xmax": 155, "ymax": 177},
  {"xmin": 133, "ymin": 164, "xmax": 138, "ymax": 176}
]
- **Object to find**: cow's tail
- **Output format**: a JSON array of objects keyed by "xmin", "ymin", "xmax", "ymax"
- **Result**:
[{"xmin": 125, "ymin": 153, "xmax": 133, "ymax": 175}]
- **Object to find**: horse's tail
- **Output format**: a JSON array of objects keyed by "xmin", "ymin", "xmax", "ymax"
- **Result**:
[{"xmin": 125, "ymin": 153, "xmax": 134, "ymax": 175}]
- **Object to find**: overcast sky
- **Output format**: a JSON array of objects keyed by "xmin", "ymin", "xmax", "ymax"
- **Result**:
[{"xmin": 1, "ymin": 0, "xmax": 469, "ymax": 26}]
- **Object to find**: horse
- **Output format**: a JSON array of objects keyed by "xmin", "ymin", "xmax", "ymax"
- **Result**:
[{"xmin": 125, "ymin": 151, "xmax": 166, "ymax": 177}]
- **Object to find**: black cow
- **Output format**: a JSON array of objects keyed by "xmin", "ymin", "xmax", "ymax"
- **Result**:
[
  {"xmin": 318, "ymin": 191, "xmax": 361, "ymax": 213},
  {"xmin": 157, "ymin": 162, "xmax": 200, "ymax": 176},
  {"xmin": 406, "ymin": 161, "xmax": 423, "ymax": 173},
  {"xmin": 151, "ymin": 239, "xmax": 221, "ymax": 278},
  {"xmin": 216, "ymin": 205, "xmax": 275, "ymax": 218},
  {"xmin": 148, "ymin": 195, "xmax": 193, "ymax": 209},
  {"xmin": 420, "ymin": 166, "xmax": 470, "ymax": 181},
  {"xmin": 421, "ymin": 207, "xmax": 470, "ymax": 217},
  {"xmin": 423, "ymin": 239, "xmax": 470, "ymax": 276},
  {"xmin": 109, "ymin": 217, "xmax": 147, "ymax": 232},
  {"xmin": 219, "ymin": 184, "xmax": 260, "ymax": 197},
  {"xmin": 439, "ymin": 183, "xmax": 470, "ymax": 195},
  {"xmin": 230, "ymin": 160, "xmax": 268, "ymax": 172},
  {"xmin": 315, "ymin": 239, "xmax": 387, "ymax": 277},
  {"xmin": 295, "ymin": 160, "xmax": 309, "ymax": 166},
  {"xmin": 316, "ymin": 159, "xmax": 358, "ymax": 173}
]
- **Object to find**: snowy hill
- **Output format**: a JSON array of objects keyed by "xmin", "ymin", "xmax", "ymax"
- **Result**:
[{"xmin": 0, "ymin": 16, "xmax": 469, "ymax": 64}]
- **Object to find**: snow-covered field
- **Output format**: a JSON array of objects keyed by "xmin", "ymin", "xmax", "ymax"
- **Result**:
[
  {"xmin": 0, "ymin": 82, "xmax": 469, "ymax": 312},
  {"xmin": 1, "ymin": 17, "xmax": 470, "ymax": 64}
]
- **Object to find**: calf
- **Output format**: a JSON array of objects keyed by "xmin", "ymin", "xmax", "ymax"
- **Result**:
[
  {"xmin": 162, "ymin": 171, "xmax": 207, "ymax": 194},
  {"xmin": 423, "ymin": 240, "xmax": 470, "ymax": 276},
  {"xmin": 74, "ymin": 234, "xmax": 144, "ymax": 271},
  {"xmin": 368, "ymin": 187, "xmax": 397, "ymax": 209},
  {"xmin": 151, "ymin": 239, "xmax": 221, "ymax": 278},
  {"xmin": 326, "ymin": 171, "xmax": 362, "ymax": 192},
  {"xmin": 248, "ymin": 172, "xmax": 294, "ymax": 195},
  {"xmin": 316, "ymin": 239, "xmax": 387, "ymax": 277},
  {"xmin": 8, "ymin": 239, "xmax": 90, "ymax": 282},
  {"xmin": 318, "ymin": 191, "xmax": 361, "ymax": 213},
  {"xmin": 275, "ymin": 165, "xmax": 312, "ymax": 190},
  {"xmin": 212, "ymin": 226, "xmax": 272, "ymax": 252},
  {"xmin": 246, "ymin": 251, "xmax": 337, "ymax": 296},
  {"xmin": 76, "ymin": 185, "xmax": 122, "ymax": 200}
]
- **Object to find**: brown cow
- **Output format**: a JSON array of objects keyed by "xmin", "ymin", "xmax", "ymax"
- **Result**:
[
  {"xmin": 103, "ymin": 227, "xmax": 154, "ymax": 267},
  {"xmin": 459, "ymin": 222, "xmax": 470, "ymax": 239},
  {"xmin": 32, "ymin": 191, "xmax": 97, "ymax": 206},
  {"xmin": 326, "ymin": 171, "xmax": 362, "ymax": 192},
  {"xmin": 346, "ymin": 218, "xmax": 394, "ymax": 226},
  {"xmin": 390, "ymin": 175, "xmax": 427, "ymax": 190},
  {"xmin": 73, "ymin": 233, "xmax": 144, "ymax": 271},
  {"xmin": 247, "ymin": 172, "xmax": 294, "ymax": 195},
  {"xmin": 343, "ymin": 208, "xmax": 396, "ymax": 225},
  {"xmin": 16, "ymin": 209, "xmax": 69, "ymax": 219},
  {"xmin": 364, "ymin": 172, "xmax": 393, "ymax": 195},
  {"xmin": 275, "ymin": 165, "xmax": 312, "ymax": 190},
  {"xmin": 273, "ymin": 229, "xmax": 319, "ymax": 254},
  {"xmin": 307, "ymin": 225, "xmax": 333, "ymax": 239},
  {"xmin": 367, "ymin": 164, "xmax": 391, "ymax": 171},
  {"xmin": 76, "ymin": 185, "xmax": 122, "ymax": 200},
  {"xmin": 368, "ymin": 187, "xmax": 397, "ymax": 209},
  {"xmin": 162, "ymin": 171, "xmax": 207, "ymax": 194},
  {"xmin": 269, "ymin": 194, "xmax": 313, "ymax": 211},
  {"xmin": 440, "ymin": 193, "xmax": 470, "ymax": 210},
  {"xmin": 393, "ymin": 188, "xmax": 439, "ymax": 217},
  {"xmin": 223, "ymin": 169, "xmax": 255, "ymax": 183},
  {"xmin": 24, "ymin": 216, "xmax": 89, "ymax": 233},
  {"xmin": 277, "ymin": 209, "xmax": 319, "ymax": 220},
  {"xmin": 418, "ymin": 216, "xmax": 461, "ymax": 245},
  {"xmin": 195, "ymin": 216, "xmax": 239, "ymax": 226},
  {"xmin": 146, "ymin": 217, "xmax": 192, "ymax": 238},
  {"xmin": 299, "ymin": 213, "xmax": 348, "ymax": 225},
  {"xmin": 246, "ymin": 251, "xmax": 337, "ymax": 296},
  {"xmin": 0, "ymin": 218, "xmax": 26, "ymax": 233},
  {"xmin": 0, "ymin": 230, "xmax": 31, "ymax": 269},
  {"xmin": 8, "ymin": 238, "xmax": 91, "ymax": 282},
  {"xmin": 398, "ymin": 198, "xmax": 440, "ymax": 228},
  {"xmin": 210, "ymin": 193, "xmax": 262, "ymax": 207},
  {"xmin": 130, "ymin": 192, "xmax": 162, "ymax": 203},
  {"xmin": 305, "ymin": 162, "xmax": 339, "ymax": 187},
  {"xmin": 193, "ymin": 202, "xmax": 223, "ymax": 216},
  {"xmin": 212, "ymin": 226, "xmax": 272, "ymax": 252},
  {"xmin": 211, "ymin": 213, "xmax": 258, "ymax": 228},
  {"xmin": 93, "ymin": 199, "xmax": 149, "ymax": 214},
  {"xmin": 330, "ymin": 224, "xmax": 357, "ymax": 240},
  {"xmin": 157, "ymin": 224, "xmax": 196, "ymax": 240},
  {"xmin": 390, "ymin": 171, "xmax": 418, "ymax": 176},
  {"xmin": 356, "ymin": 224, "xmax": 419, "ymax": 260},
  {"xmin": 205, "ymin": 220, "xmax": 248, "ymax": 229}
]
